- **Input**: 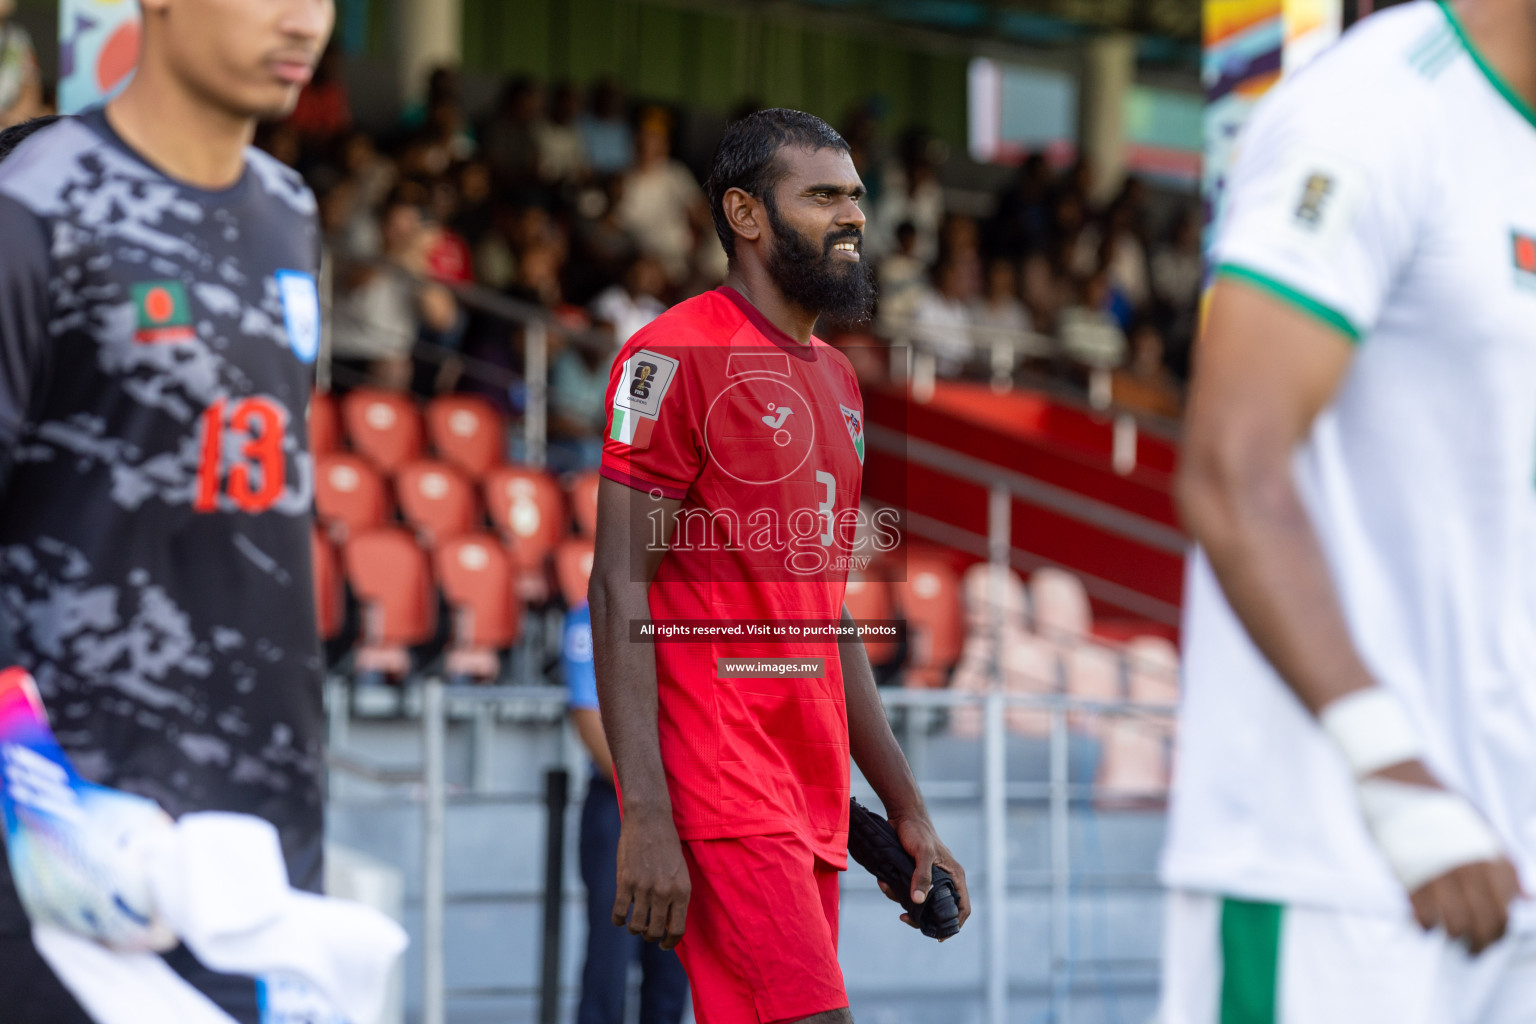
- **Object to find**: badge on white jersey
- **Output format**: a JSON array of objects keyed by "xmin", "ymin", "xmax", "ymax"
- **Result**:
[
  {"xmin": 840, "ymin": 404, "xmax": 864, "ymax": 464},
  {"xmin": 275, "ymin": 270, "xmax": 321, "ymax": 364},
  {"xmin": 1262, "ymin": 150, "xmax": 1367, "ymax": 258}
]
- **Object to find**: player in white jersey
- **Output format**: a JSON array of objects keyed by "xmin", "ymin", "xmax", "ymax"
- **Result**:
[{"xmin": 1160, "ymin": 1, "xmax": 1536, "ymax": 1021}]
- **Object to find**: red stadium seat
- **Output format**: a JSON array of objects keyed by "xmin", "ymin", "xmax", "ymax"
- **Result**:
[
  {"xmin": 961, "ymin": 562, "xmax": 1029, "ymax": 635},
  {"xmin": 896, "ymin": 551, "xmax": 963, "ymax": 688},
  {"xmin": 843, "ymin": 570, "xmax": 898, "ymax": 665},
  {"xmin": 309, "ymin": 390, "xmax": 340, "ymax": 456},
  {"xmin": 1065, "ymin": 641, "xmax": 1122, "ymax": 736},
  {"xmin": 344, "ymin": 527, "xmax": 435, "ymax": 678},
  {"xmin": 311, "ymin": 524, "xmax": 342, "ymax": 642},
  {"xmin": 315, "ymin": 453, "xmax": 389, "ymax": 542},
  {"xmin": 397, "ymin": 460, "xmax": 477, "ymax": 546},
  {"xmin": 436, "ymin": 534, "xmax": 522, "ymax": 681},
  {"xmin": 1096, "ymin": 636, "xmax": 1180, "ymax": 805},
  {"xmin": 427, "ymin": 395, "xmax": 505, "ymax": 478},
  {"xmin": 554, "ymin": 538, "xmax": 596, "ymax": 607},
  {"xmin": 485, "ymin": 466, "xmax": 565, "ymax": 602},
  {"xmin": 569, "ymin": 469, "xmax": 600, "ymax": 538},
  {"xmin": 1030, "ymin": 565, "xmax": 1092, "ymax": 646},
  {"xmin": 342, "ymin": 387, "xmax": 424, "ymax": 473}
]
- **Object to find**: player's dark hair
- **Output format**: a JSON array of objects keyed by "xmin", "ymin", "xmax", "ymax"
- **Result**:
[
  {"xmin": 0, "ymin": 115, "xmax": 62, "ymax": 165},
  {"xmin": 706, "ymin": 108, "xmax": 850, "ymax": 263}
]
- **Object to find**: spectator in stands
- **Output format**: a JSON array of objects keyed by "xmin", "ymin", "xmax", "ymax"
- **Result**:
[
  {"xmin": 578, "ymin": 79, "xmax": 633, "ymax": 177},
  {"xmin": 985, "ymin": 151, "xmax": 1053, "ymax": 260},
  {"xmin": 1155, "ymin": 205, "xmax": 1210, "ymax": 366},
  {"xmin": 569, "ymin": 175, "xmax": 640, "ymax": 302},
  {"xmin": 287, "ymin": 43, "xmax": 351, "ymax": 149},
  {"xmin": 341, "ymin": 129, "xmax": 397, "ymax": 214},
  {"xmin": 1019, "ymin": 249, "xmax": 1068, "ymax": 336},
  {"xmin": 910, "ymin": 259, "xmax": 976, "ymax": 377},
  {"xmin": 549, "ymin": 335, "xmax": 614, "ymax": 471},
  {"xmin": 536, "ymin": 82, "xmax": 589, "ymax": 185},
  {"xmin": 1058, "ymin": 270, "xmax": 1128, "ymax": 373},
  {"xmin": 481, "ymin": 75, "xmax": 544, "ymax": 192},
  {"xmin": 591, "ymin": 255, "xmax": 668, "ymax": 346},
  {"xmin": 331, "ymin": 186, "xmax": 461, "ymax": 391},
  {"xmin": 1090, "ymin": 199, "xmax": 1151, "ymax": 311},
  {"xmin": 508, "ymin": 241, "xmax": 566, "ymax": 311},
  {"xmin": 399, "ymin": 64, "xmax": 460, "ymax": 132},
  {"xmin": 451, "ymin": 159, "xmax": 496, "ymax": 250},
  {"xmin": 970, "ymin": 258, "xmax": 1032, "ymax": 358},
  {"xmin": 1111, "ymin": 321, "xmax": 1183, "ymax": 420},
  {"xmin": 876, "ymin": 220, "xmax": 927, "ymax": 334},
  {"xmin": 565, "ymin": 599, "xmax": 689, "ymax": 1024},
  {"xmin": 616, "ymin": 108, "xmax": 711, "ymax": 285},
  {"xmin": 425, "ymin": 180, "xmax": 475, "ymax": 284},
  {"xmin": 0, "ymin": 0, "xmax": 41, "ymax": 130},
  {"xmin": 871, "ymin": 126, "xmax": 945, "ymax": 262}
]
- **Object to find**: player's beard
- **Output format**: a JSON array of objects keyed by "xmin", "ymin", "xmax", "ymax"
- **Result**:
[{"xmin": 763, "ymin": 199, "xmax": 876, "ymax": 325}]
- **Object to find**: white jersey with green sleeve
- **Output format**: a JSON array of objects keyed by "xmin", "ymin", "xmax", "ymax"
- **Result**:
[{"xmin": 1163, "ymin": 0, "xmax": 1536, "ymax": 919}]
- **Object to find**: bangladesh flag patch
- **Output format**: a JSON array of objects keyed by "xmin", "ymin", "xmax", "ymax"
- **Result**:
[
  {"xmin": 1514, "ymin": 231, "xmax": 1536, "ymax": 291},
  {"xmin": 840, "ymin": 404, "xmax": 864, "ymax": 464},
  {"xmin": 131, "ymin": 280, "xmax": 196, "ymax": 344},
  {"xmin": 609, "ymin": 406, "xmax": 656, "ymax": 449}
]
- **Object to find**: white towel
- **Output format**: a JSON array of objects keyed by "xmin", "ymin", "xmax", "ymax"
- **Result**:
[{"xmin": 34, "ymin": 811, "xmax": 408, "ymax": 1024}]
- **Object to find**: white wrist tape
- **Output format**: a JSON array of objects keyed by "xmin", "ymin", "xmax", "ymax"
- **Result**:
[
  {"xmin": 1319, "ymin": 688, "xmax": 1423, "ymax": 779},
  {"xmin": 1357, "ymin": 779, "xmax": 1504, "ymax": 892}
]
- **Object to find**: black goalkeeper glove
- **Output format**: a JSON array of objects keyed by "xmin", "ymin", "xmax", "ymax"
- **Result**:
[{"xmin": 847, "ymin": 797, "xmax": 962, "ymax": 940}]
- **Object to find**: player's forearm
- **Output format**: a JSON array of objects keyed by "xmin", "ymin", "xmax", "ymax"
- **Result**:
[
  {"xmin": 589, "ymin": 574, "xmax": 672, "ymax": 816},
  {"xmin": 840, "ymin": 607, "xmax": 926, "ymax": 820},
  {"xmin": 1177, "ymin": 451, "xmax": 1376, "ymax": 716}
]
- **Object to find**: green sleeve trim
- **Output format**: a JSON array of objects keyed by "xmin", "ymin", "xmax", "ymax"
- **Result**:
[
  {"xmin": 1437, "ymin": 0, "xmax": 1536, "ymax": 133},
  {"xmin": 1215, "ymin": 264, "xmax": 1364, "ymax": 344},
  {"xmin": 1220, "ymin": 897, "xmax": 1284, "ymax": 1024}
]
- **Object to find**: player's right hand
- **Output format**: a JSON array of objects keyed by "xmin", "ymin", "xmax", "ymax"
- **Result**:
[
  {"xmin": 612, "ymin": 808, "xmax": 691, "ymax": 950},
  {"xmin": 1409, "ymin": 857, "xmax": 1521, "ymax": 955},
  {"xmin": 1374, "ymin": 760, "xmax": 1521, "ymax": 955}
]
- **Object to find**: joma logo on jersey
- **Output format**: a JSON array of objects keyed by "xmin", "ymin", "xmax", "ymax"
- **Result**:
[
  {"xmin": 1294, "ymin": 173, "xmax": 1335, "ymax": 230},
  {"xmin": 630, "ymin": 360, "xmax": 659, "ymax": 400},
  {"xmin": 132, "ymin": 281, "xmax": 196, "ymax": 344},
  {"xmin": 1513, "ymin": 231, "xmax": 1536, "ymax": 292}
]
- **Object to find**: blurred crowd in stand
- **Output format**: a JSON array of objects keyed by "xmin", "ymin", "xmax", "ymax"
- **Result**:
[{"xmin": 267, "ymin": 55, "xmax": 1199, "ymax": 471}]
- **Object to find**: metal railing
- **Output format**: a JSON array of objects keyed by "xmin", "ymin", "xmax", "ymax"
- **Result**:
[{"xmin": 325, "ymin": 675, "xmax": 1173, "ymax": 1024}]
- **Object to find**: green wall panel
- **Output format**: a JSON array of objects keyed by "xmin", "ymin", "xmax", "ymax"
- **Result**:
[
  {"xmin": 635, "ymin": 5, "xmax": 685, "ymax": 102},
  {"xmin": 462, "ymin": 0, "xmax": 971, "ymax": 138},
  {"xmin": 564, "ymin": 0, "xmax": 624, "ymax": 85}
]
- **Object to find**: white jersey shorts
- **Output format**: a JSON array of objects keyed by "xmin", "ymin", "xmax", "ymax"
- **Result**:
[{"xmin": 1158, "ymin": 890, "xmax": 1536, "ymax": 1024}]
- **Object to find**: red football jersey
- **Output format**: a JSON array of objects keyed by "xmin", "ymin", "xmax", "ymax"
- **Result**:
[{"xmin": 600, "ymin": 287, "xmax": 866, "ymax": 865}]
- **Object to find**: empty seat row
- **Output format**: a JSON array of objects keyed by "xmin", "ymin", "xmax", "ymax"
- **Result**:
[
  {"xmin": 311, "ymin": 388, "xmax": 506, "ymax": 478},
  {"xmin": 313, "ymin": 523, "xmax": 596, "ymax": 683}
]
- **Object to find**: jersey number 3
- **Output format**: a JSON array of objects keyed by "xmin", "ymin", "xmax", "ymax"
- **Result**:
[{"xmin": 195, "ymin": 397, "xmax": 288, "ymax": 513}]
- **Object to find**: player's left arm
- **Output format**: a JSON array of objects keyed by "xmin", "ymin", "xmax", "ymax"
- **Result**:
[{"xmin": 840, "ymin": 604, "xmax": 970, "ymax": 927}]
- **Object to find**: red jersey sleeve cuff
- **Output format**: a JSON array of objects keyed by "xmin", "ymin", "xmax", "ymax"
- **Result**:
[{"xmin": 599, "ymin": 463, "xmax": 689, "ymax": 500}]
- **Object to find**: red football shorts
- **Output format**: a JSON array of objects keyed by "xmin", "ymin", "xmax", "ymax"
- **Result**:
[{"xmin": 675, "ymin": 833, "xmax": 848, "ymax": 1024}]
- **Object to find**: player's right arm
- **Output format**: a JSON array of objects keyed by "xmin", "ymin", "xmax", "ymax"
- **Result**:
[
  {"xmin": 590, "ymin": 477, "xmax": 687, "ymax": 949},
  {"xmin": 1183, "ymin": 69, "xmax": 1518, "ymax": 951}
]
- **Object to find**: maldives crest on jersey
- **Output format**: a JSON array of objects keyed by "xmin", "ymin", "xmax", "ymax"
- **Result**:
[
  {"xmin": 276, "ymin": 270, "xmax": 322, "ymax": 364},
  {"xmin": 840, "ymin": 404, "xmax": 864, "ymax": 464},
  {"xmin": 132, "ymin": 281, "xmax": 196, "ymax": 344},
  {"xmin": 610, "ymin": 349, "xmax": 679, "ymax": 449},
  {"xmin": 1513, "ymin": 231, "xmax": 1536, "ymax": 292}
]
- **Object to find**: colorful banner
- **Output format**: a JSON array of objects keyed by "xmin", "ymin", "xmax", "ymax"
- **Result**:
[
  {"xmin": 1202, "ymin": 0, "xmax": 1342, "ymax": 238},
  {"xmin": 58, "ymin": 0, "xmax": 141, "ymax": 115}
]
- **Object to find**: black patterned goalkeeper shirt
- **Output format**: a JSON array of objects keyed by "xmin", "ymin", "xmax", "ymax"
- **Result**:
[{"xmin": 0, "ymin": 109, "xmax": 325, "ymax": 937}]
